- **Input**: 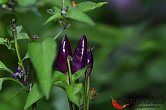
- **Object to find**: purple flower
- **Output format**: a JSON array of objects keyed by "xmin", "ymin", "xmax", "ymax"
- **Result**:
[
  {"xmin": 12, "ymin": 72, "xmax": 20, "ymax": 78},
  {"xmin": 12, "ymin": 66, "xmax": 25, "ymax": 78}
]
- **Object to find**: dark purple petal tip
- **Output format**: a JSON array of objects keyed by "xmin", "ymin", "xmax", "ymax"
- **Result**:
[
  {"xmin": 71, "ymin": 35, "xmax": 87, "ymax": 73},
  {"xmin": 56, "ymin": 35, "xmax": 72, "ymax": 73}
]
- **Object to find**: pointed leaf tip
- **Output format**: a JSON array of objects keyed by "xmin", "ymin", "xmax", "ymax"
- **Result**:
[{"xmin": 29, "ymin": 37, "xmax": 57, "ymax": 98}]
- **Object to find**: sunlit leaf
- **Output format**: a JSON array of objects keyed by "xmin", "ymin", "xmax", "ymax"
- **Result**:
[
  {"xmin": 97, "ymin": 2, "xmax": 108, "ymax": 7},
  {"xmin": 28, "ymin": 37, "xmax": 57, "ymax": 98},
  {"xmin": 24, "ymin": 83, "xmax": 44, "ymax": 110},
  {"xmin": 16, "ymin": 25, "xmax": 23, "ymax": 33},
  {"xmin": 17, "ymin": 33, "xmax": 29, "ymax": 40},
  {"xmin": 78, "ymin": 1, "xmax": 108, "ymax": 12},
  {"xmin": 66, "ymin": 7, "xmax": 95, "ymax": 25}
]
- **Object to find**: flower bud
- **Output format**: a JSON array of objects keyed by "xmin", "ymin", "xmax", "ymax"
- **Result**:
[
  {"xmin": 56, "ymin": 35, "xmax": 72, "ymax": 73},
  {"xmin": 12, "ymin": 66, "xmax": 24, "ymax": 78},
  {"xmin": 71, "ymin": 35, "xmax": 87, "ymax": 73},
  {"xmin": 86, "ymin": 48, "xmax": 93, "ymax": 66}
]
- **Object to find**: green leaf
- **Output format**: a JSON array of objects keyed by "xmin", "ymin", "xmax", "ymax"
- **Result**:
[
  {"xmin": 24, "ymin": 83, "xmax": 44, "ymax": 110},
  {"xmin": 66, "ymin": 7, "xmax": 95, "ymax": 25},
  {"xmin": 54, "ymin": 81, "xmax": 68, "ymax": 89},
  {"xmin": 17, "ymin": 0, "xmax": 36, "ymax": 6},
  {"xmin": 0, "ymin": 37, "xmax": 14, "ymax": 50},
  {"xmin": 17, "ymin": 33, "xmax": 29, "ymax": 40},
  {"xmin": 44, "ymin": 7, "xmax": 62, "ymax": 25},
  {"xmin": 0, "ymin": 61, "xmax": 6, "ymax": 69},
  {"xmin": 78, "ymin": 1, "xmax": 108, "ymax": 12},
  {"xmin": 15, "ymin": 25, "xmax": 29, "ymax": 40},
  {"xmin": 22, "ymin": 52, "xmax": 30, "ymax": 61},
  {"xmin": 53, "ymin": 71, "xmax": 68, "ymax": 89},
  {"xmin": 11, "ymin": 88, "xmax": 24, "ymax": 98},
  {"xmin": 0, "ymin": 77, "xmax": 26, "ymax": 91},
  {"xmin": 53, "ymin": 71, "xmax": 67, "ymax": 82},
  {"xmin": 28, "ymin": 37, "xmax": 57, "ymax": 98},
  {"xmin": 0, "ymin": 37, "xmax": 5, "ymax": 44},
  {"xmin": 16, "ymin": 25, "xmax": 23, "ymax": 33},
  {"xmin": 0, "ymin": 61, "xmax": 13, "ymax": 74},
  {"xmin": 0, "ymin": 0, "xmax": 7, "ymax": 4},
  {"xmin": 72, "ymin": 67, "xmax": 87, "ymax": 81},
  {"xmin": 66, "ymin": 83, "xmax": 83, "ymax": 106},
  {"xmin": 0, "ymin": 78, "xmax": 4, "ymax": 91},
  {"xmin": 97, "ymin": 2, "xmax": 108, "ymax": 7}
]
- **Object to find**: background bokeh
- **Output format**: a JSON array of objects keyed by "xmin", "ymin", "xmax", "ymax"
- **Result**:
[{"xmin": 0, "ymin": 0, "xmax": 166, "ymax": 110}]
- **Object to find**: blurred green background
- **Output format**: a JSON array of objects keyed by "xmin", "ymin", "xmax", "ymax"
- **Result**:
[{"xmin": 0, "ymin": 0, "xmax": 166, "ymax": 110}]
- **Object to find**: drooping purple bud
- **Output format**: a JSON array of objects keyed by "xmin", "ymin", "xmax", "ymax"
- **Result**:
[
  {"xmin": 56, "ymin": 35, "xmax": 72, "ymax": 73},
  {"xmin": 86, "ymin": 48, "xmax": 93, "ymax": 66},
  {"xmin": 71, "ymin": 35, "xmax": 87, "ymax": 73}
]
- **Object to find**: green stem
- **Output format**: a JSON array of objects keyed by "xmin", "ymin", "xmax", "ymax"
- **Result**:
[
  {"xmin": 84, "ymin": 67, "xmax": 92, "ymax": 110},
  {"xmin": 62, "ymin": 0, "xmax": 65, "ymax": 9},
  {"xmin": 67, "ymin": 57, "xmax": 78, "ymax": 110},
  {"xmin": 86, "ymin": 77, "xmax": 90, "ymax": 110},
  {"xmin": 67, "ymin": 57, "xmax": 73, "ymax": 110},
  {"xmin": 67, "ymin": 56, "xmax": 73, "ymax": 84},
  {"xmin": 12, "ymin": 18, "xmax": 25, "ymax": 71},
  {"xmin": 84, "ymin": 76, "xmax": 90, "ymax": 110},
  {"xmin": 54, "ymin": 27, "xmax": 64, "ymax": 40}
]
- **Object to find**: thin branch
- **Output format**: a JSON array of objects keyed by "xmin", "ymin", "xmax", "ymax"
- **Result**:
[
  {"xmin": 12, "ymin": 18, "xmax": 25, "ymax": 71},
  {"xmin": 53, "ymin": 27, "xmax": 64, "ymax": 40},
  {"xmin": 63, "ymin": 0, "xmax": 65, "ymax": 9}
]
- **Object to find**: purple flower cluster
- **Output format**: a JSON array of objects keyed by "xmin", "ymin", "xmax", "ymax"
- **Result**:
[
  {"xmin": 12, "ymin": 66, "xmax": 25, "ymax": 78},
  {"xmin": 12, "ymin": 66, "xmax": 30, "ymax": 88},
  {"xmin": 55, "ymin": 35, "xmax": 93, "ymax": 74}
]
